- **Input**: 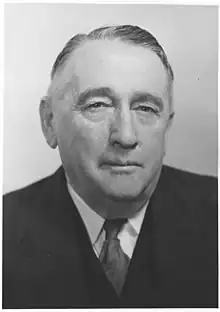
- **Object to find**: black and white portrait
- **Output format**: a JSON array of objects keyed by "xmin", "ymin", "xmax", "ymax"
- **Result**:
[{"xmin": 3, "ymin": 3, "xmax": 218, "ymax": 309}]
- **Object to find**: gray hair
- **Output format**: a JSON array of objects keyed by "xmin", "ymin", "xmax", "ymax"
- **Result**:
[{"xmin": 49, "ymin": 25, "xmax": 174, "ymax": 107}]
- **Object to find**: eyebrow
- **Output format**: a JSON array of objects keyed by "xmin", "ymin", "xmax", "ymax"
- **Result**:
[{"xmin": 76, "ymin": 87, "xmax": 164, "ymax": 110}]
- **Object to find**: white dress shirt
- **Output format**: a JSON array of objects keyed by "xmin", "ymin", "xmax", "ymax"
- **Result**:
[{"xmin": 67, "ymin": 182, "xmax": 148, "ymax": 259}]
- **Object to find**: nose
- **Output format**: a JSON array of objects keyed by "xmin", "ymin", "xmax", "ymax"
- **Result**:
[{"xmin": 110, "ymin": 106, "xmax": 138, "ymax": 150}]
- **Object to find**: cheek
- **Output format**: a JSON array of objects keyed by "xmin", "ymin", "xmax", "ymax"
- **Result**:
[
  {"xmin": 55, "ymin": 113, "xmax": 74, "ymax": 151},
  {"xmin": 57, "ymin": 111, "xmax": 109, "ymax": 157},
  {"xmin": 76, "ymin": 116, "xmax": 109, "ymax": 150},
  {"xmin": 140, "ymin": 126, "xmax": 167, "ymax": 156}
]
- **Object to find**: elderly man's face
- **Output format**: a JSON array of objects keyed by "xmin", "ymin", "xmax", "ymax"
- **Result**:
[{"xmin": 51, "ymin": 39, "xmax": 172, "ymax": 203}]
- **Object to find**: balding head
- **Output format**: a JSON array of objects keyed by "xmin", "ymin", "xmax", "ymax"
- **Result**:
[{"xmin": 47, "ymin": 25, "xmax": 174, "ymax": 109}]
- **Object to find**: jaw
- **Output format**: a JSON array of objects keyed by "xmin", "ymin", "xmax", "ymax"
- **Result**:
[
  {"xmin": 62, "ymin": 146, "xmax": 164, "ymax": 219},
  {"xmin": 77, "ymin": 164, "xmax": 162, "ymax": 219}
]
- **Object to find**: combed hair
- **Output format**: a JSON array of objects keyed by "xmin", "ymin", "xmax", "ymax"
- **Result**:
[{"xmin": 51, "ymin": 25, "xmax": 174, "ymax": 84}]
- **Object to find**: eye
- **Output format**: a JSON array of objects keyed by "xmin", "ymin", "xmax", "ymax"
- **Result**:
[
  {"xmin": 83, "ymin": 97, "xmax": 113, "ymax": 111},
  {"xmin": 87, "ymin": 102, "xmax": 107, "ymax": 109},
  {"xmin": 134, "ymin": 104, "xmax": 160, "ymax": 115}
]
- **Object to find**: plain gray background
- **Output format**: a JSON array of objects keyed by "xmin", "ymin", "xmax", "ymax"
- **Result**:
[{"xmin": 4, "ymin": 4, "xmax": 218, "ymax": 194}]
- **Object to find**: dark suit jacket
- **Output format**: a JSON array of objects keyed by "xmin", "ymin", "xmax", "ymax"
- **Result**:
[{"xmin": 3, "ymin": 165, "xmax": 218, "ymax": 308}]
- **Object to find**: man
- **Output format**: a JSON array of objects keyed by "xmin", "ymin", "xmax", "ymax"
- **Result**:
[{"xmin": 3, "ymin": 25, "xmax": 218, "ymax": 308}]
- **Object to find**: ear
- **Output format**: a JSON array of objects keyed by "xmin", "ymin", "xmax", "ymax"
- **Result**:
[
  {"xmin": 166, "ymin": 111, "xmax": 175, "ymax": 131},
  {"xmin": 164, "ymin": 111, "xmax": 175, "ymax": 156},
  {"xmin": 39, "ymin": 96, "xmax": 58, "ymax": 149}
]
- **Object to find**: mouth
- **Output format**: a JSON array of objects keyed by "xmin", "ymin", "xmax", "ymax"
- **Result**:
[{"xmin": 100, "ymin": 160, "xmax": 142, "ymax": 174}]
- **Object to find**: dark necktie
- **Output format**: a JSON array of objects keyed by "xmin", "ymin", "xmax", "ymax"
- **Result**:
[{"xmin": 99, "ymin": 218, "xmax": 130, "ymax": 296}]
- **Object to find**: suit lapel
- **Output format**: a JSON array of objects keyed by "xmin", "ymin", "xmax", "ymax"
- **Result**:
[
  {"xmin": 120, "ymin": 166, "xmax": 173, "ymax": 305},
  {"xmin": 49, "ymin": 167, "xmax": 119, "ymax": 306}
]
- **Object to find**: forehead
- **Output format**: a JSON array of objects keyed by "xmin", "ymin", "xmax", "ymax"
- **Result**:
[{"xmin": 59, "ymin": 39, "xmax": 168, "ymax": 98}]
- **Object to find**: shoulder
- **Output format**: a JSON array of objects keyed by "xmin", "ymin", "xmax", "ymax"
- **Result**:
[
  {"xmin": 158, "ymin": 165, "xmax": 217, "ymax": 230},
  {"xmin": 4, "ymin": 176, "xmax": 51, "ymax": 205},
  {"xmin": 3, "ymin": 167, "xmax": 63, "ymax": 206},
  {"xmin": 162, "ymin": 164, "xmax": 217, "ymax": 184},
  {"xmin": 3, "ymin": 167, "xmax": 65, "ymax": 230},
  {"xmin": 161, "ymin": 165, "xmax": 217, "ymax": 199},
  {"xmin": 159, "ymin": 165, "xmax": 217, "ymax": 234},
  {"xmin": 3, "ymin": 175, "xmax": 53, "ymax": 220},
  {"xmin": 3, "ymin": 167, "xmax": 67, "ymax": 264}
]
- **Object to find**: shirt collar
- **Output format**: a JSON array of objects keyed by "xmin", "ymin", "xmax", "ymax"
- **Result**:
[
  {"xmin": 67, "ymin": 181, "xmax": 104, "ymax": 244},
  {"xmin": 66, "ymin": 177, "xmax": 148, "ymax": 245},
  {"xmin": 129, "ymin": 203, "xmax": 148, "ymax": 235}
]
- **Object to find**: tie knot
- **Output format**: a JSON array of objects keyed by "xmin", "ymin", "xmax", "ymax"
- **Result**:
[{"xmin": 104, "ymin": 218, "xmax": 127, "ymax": 241}]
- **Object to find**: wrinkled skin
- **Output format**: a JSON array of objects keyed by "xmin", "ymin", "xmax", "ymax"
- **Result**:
[{"xmin": 40, "ymin": 39, "xmax": 173, "ymax": 219}]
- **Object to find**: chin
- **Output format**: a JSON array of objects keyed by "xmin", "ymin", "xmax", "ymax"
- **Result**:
[{"xmin": 100, "ymin": 184, "xmax": 145, "ymax": 202}]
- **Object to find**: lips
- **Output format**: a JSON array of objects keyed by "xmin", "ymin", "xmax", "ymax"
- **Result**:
[
  {"xmin": 100, "ymin": 159, "xmax": 142, "ymax": 173},
  {"xmin": 103, "ymin": 160, "xmax": 142, "ymax": 167}
]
